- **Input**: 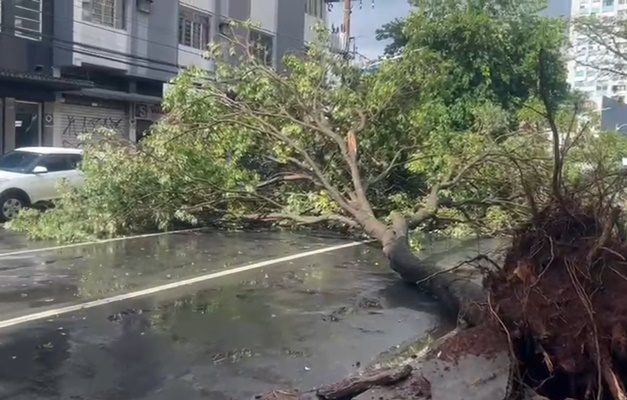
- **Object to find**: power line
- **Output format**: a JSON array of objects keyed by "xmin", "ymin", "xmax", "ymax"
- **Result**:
[{"xmin": 33, "ymin": 3, "xmax": 351, "ymax": 64}]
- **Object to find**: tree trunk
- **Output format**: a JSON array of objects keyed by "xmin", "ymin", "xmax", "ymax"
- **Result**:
[{"xmin": 358, "ymin": 212, "xmax": 486, "ymax": 326}]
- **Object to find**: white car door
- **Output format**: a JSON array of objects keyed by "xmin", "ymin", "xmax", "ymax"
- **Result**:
[{"xmin": 27, "ymin": 154, "xmax": 82, "ymax": 203}]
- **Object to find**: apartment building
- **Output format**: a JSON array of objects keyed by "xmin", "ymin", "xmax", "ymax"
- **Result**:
[
  {"xmin": 0, "ymin": 0, "xmax": 328, "ymax": 153},
  {"xmin": 568, "ymin": 0, "xmax": 627, "ymax": 105},
  {"xmin": 177, "ymin": 0, "xmax": 329, "ymax": 70}
]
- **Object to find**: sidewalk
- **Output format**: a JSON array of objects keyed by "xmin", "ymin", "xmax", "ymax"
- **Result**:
[{"xmin": 353, "ymin": 237, "xmax": 514, "ymax": 400}]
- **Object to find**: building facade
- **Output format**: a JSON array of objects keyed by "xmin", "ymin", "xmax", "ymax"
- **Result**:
[
  {"xmin": 0, "ymin": 0, "xmax": 94, "ymax": 154},
  {"xmin": 0, "ymin": 0, "xmax": 328, "ymax": 153},
  {"xmin": 567, "ymin": 0, "xmax": 627, "ymax": 106}
]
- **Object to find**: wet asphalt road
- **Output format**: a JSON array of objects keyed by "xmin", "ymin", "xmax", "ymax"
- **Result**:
[{"xmin": 0, "ymin": 229, "xmax": 449, "ymax": 400}]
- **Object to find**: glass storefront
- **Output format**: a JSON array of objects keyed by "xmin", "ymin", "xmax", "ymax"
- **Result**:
[{"xmin": 14, "ymin": 101, "xmax": 41, "ymax": 149}]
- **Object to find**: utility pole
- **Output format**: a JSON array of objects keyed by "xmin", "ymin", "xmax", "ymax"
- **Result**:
[
  {"xmin": 343, "ymin": 0, "xmax": 352, "ymax": 53},
  {"xmin": 334, "ymin": 0, "xmax": 375, "ymax": 55}
]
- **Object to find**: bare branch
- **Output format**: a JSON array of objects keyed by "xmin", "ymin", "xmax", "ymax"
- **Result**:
[{"xmin": 256, "ymin": 173, "xmax": 318, "ymax": 189}]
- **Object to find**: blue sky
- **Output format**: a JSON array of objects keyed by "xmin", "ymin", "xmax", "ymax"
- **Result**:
[{"xmin": 328, "ymin": 0, "xmax": 412, "ymax": 60}]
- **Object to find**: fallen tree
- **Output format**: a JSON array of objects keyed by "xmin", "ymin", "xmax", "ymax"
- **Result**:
[
  {"xmin": 10, "ymin": 1, "xmax": 627, "ymax": 399},
  {"xmin": 9, "ymin": 0, "xmax": 627, "ymax": 327},
  {"xmin": 10, "ymin": 1, "xmax": 571, "ymax": 260}
]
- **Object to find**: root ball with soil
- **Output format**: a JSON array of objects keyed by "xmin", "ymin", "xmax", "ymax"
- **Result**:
[{"xmin": 485, "ymin": 198, "xmax": 627, "ymax": 400}]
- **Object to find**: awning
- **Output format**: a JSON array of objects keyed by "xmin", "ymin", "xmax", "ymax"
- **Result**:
[
  {"xmin": 63, "ymin": 87, "xmax": 162, "ymax": 103},
  {"xmin": 0, "ymin": 69, "xmax": 94, "ymax": 91}
]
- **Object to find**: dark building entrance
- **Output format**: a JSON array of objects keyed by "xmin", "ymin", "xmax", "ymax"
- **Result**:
[{"xmin": 0, "ymin": 71, "xmax": 92, "ymax": 153}]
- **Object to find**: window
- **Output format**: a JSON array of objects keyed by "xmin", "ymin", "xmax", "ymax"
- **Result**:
[
  {"xmin": 0, "ymin": 151, "xmax": 40, "ymax": 173},
  {"xmin": 604, "ymin": 0, "xmax": 614, "ymax": 6},
  {"xmin": 178, "ymin": 7, "xmax": 210, "ymax": 50},
  {"xmin": 82, "ymin": 0, "xmax": 126, "ymax": 30},
  {"xmin": 249, "ymin": 30, "xmax": 274, "ymax": 66},
  {"xmin": 15, "ymin": 101, "xmax": 41, "ymax": 148},
  {"xmin": 306, "ymin": 0, "xmax": 325, "ymax": 18},
  {"xmin": 38, "ymin": 154, "xmax": 81, "ymax": 172},
  {"xmin": 15, "ymin": 0, "xmax": 42, "ymax": 40}
]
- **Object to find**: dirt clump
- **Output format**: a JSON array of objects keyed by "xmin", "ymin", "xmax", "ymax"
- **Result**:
[
  {"xmin": 434, "ymin": 325, "xmax": 508, "ymax": 364},
  {"xmin": 485, "ymin": 199, "xmax": 627, "ymax": 400}
]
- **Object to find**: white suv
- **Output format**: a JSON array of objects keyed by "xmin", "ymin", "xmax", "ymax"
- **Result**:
[{"xmin": 0, "ymin": 147, "xmax": 85, "ymax": 221}]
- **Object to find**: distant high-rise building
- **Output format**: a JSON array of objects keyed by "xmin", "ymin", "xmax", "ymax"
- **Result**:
[{"xmin": 566, "ymin": 0, "xmax": 627, "ymax": 106}]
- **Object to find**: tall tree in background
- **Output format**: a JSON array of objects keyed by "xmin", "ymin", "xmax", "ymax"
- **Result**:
[{"xmin": 375, "ymin": 17, "xmax": 408, "ymax": 57}]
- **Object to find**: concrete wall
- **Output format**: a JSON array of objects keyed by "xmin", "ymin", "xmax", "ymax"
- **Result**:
[
  {"xmin": 42, "ymin": 102, "xmax": 55, "ymax": 146},
  {"xmin": 66, "ymin": 0, "xmax": 178, "ymax": 81},
  {"xmin": 304, "ymin": 14, "xmax": 321, "ymax": 43},
  {"xmin": 181, "ymin": 0, "xmax": 217, "ymax": 13},
  {"xmin": 3, "ymin": 99, "xmax": 15, "ymax": 153},
  {"xmin": 132, "ymin": 0, "xmax": 179, "ymax": 81},
  {"xmin": 70, "ymin": 0, "xmax": 133, "ymax": 72},
  {"xmin": 53, "ymin": 0, "xmax": 74, "ymax": 68},
  {"xmin": 251, "ymin": 0, "xmax": 277, "ymax": 32},
  {"xmin": 228, "ymin": 0, "xmax": 251, "ymax": 24},
  {"xmin": 276, "ymin": 0, "xmax": 306, "ymax": 62}
]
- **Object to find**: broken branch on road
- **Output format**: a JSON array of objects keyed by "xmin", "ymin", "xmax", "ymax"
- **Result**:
[{"xmin": 253, "ymin": 365, "xmax": 413, "ymax": 400}]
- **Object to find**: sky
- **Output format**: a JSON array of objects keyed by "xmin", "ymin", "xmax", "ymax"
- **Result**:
[
  {"xmin": 328, "ymin": 0, "xmax": 570, "ymax": 60},
  {"xmin": 328, "ymin": 0, "xmax": 412, "ymax": 60}
]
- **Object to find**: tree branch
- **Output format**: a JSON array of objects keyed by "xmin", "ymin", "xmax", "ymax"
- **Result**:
[
  {"xmin": 366, "ymin": 146, "xmax": 419, "ymax": 189},
  {"xmin": 216, "ymin": 94, "xmax": 355, "ymax": 213},
  {"xmin": 538, "ymin": 48, "xmax": 564, "ymax": 203},
  {"xmin": 242, "ymin": 212, "xmax": 358, "ymax": 228},
  {"xmin": 256, "ymin": 173, "xmax": 318, "ymax": 189}
]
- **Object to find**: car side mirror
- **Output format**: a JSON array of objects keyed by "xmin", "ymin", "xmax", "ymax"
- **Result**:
[{"xmin": 33, "ymin": 165, "xmax": 48, "ymax": 174}]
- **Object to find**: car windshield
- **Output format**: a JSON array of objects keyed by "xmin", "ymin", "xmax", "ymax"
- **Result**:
[{"xmin": 0, "ymin": 151, "xmax": 41, "ymax": 173}]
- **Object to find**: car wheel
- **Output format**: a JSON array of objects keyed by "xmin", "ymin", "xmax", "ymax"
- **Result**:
[{"xmin": 0, "ymin": 193, "xmax": 26, "ymax": 222}]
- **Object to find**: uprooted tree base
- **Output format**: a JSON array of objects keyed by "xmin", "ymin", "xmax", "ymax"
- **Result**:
[{"xmin": 485, "ymin": 199, "xmax": 627, "ymax": 400}]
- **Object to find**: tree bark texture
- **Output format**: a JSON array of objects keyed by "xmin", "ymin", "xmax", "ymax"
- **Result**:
[{"xmin": 358, "ymin": 211, "xmax": 486, "ymax": 326}]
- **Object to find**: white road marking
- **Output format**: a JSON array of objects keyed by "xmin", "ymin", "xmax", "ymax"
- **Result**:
[
  {"xmin": 0, "ymin": 240, "xmax": 369, "ymax": 330},
  {"xmin": 0, "ymin": 227, "xmax": 209, "ymax": 258}
]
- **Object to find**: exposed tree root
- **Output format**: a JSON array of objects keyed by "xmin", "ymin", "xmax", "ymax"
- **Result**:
[{"xmin": 485, "ymin": 199, "xmax": 627, "ymax": 400}]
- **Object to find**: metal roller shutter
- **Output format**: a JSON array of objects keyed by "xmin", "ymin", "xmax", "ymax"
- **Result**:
[{"xmin": 55, "ymin": 102, "xmax": 129, "ymax": 148}]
